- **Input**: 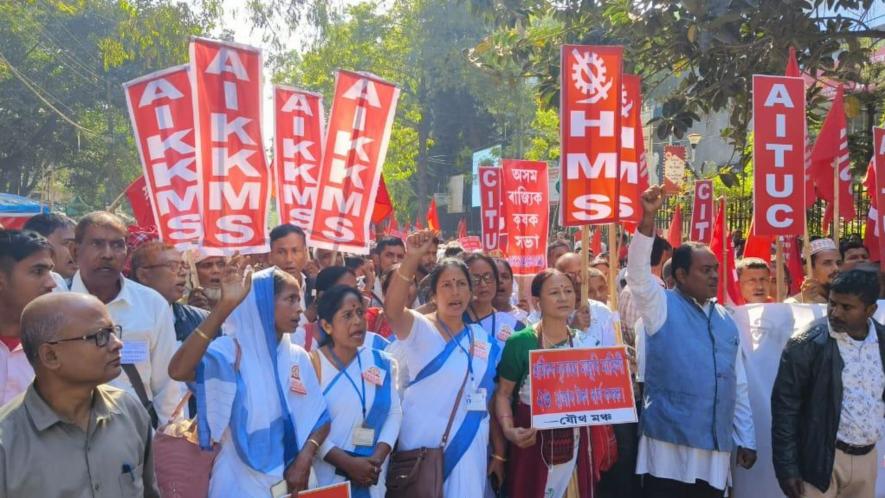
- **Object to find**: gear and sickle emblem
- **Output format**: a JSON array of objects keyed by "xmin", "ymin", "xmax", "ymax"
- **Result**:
[{"xmin": 571, "ymin": 48, "xmax": 612, "ymax": 104}]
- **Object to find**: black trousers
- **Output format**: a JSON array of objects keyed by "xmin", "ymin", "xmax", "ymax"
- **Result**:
[
  {"xmin": 642, "ymin": 475, "xmax": 725, "ymax": 498},
  {"xmin": 597, "ymin": 422, "xmax": 641, "ymax": 498}
]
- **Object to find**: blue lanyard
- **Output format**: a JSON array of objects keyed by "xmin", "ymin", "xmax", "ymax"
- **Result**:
[
  {"xmin": 327, "ymin": 347, "xmax": 368, "ymax": 421},
  {"xmin": 436, "ymin": 318, "xmax": 474, "ymax": 381}
]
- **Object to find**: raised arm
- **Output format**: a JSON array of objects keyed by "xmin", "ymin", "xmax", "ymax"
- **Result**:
[
  {"xmin": 168, "ymin": 255, "xmax": 252, "ymax": 381},
  {"xmin": 384, "ymin": 230, "xmax": 436, "ymax": 341},
  {"xmin": 625, "ymin": 185, "xmax": 668, "ymax": 335}
]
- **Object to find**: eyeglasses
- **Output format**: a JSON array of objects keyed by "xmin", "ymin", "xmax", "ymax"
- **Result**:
[
  {"xmin": 471, "ymin": 273, "xmax": 495, "ymax": 285},
  {"xmin": 47, "ymin": 325, "xmax": 121, "ymax": 348},
  {"xmin": 142, "ymin": 261, "xmax": 187, "ymax": 272}
]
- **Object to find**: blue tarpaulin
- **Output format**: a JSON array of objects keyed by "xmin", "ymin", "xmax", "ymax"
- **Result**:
[{"xmin": 0, "ymin": 193, "xmax": 50, "ymax": 228}]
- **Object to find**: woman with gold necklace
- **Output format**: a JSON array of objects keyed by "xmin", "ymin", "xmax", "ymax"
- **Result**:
[{"xmin": 495, "ymin": 269, "xmax": 617, "ymax": 498}]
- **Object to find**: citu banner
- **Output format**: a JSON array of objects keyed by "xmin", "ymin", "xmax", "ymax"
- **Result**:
[
  {"xmin": 479, "ymin": 166, "xmax": 504, "ymax": 252},
  {"xmin": 689, "ymin": 180, "xmax": 714, "ymax": 243}
]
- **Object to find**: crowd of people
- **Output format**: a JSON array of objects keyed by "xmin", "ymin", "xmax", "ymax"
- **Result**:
[{"xmin": 0, "ymin": 184, "xmax": 881, "ymax": 498}]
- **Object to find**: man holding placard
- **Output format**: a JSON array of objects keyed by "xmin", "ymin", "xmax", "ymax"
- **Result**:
[{"xmin": 627, "ymin": 185, "xmax": 756, "ymax": 497}]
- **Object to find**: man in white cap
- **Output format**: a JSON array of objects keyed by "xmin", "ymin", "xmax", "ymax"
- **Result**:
[
  {"xmin": 187, "ymin": 248, "xmax": 226, "ymax": 311},
  {"xmin": 786, "ymin": 237, "xmax": 841, "ymax": 304}
]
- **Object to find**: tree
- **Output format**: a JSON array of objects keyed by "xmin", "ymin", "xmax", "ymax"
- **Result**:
[
  {"xmin": 466, "ymin": 0, "xmax": 885, "ymax": 178},
  {"xmin": 0, "ymin": 0, "xmax": 214, "ymax": 211}
]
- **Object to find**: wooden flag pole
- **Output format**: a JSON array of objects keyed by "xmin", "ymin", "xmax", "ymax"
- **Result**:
[
  {"xmin": 719, "ymin": 196, "xmax": 727, "ymax": 298},
  {"xmin": 833, "ymin": 157, "xmax": 841, "ymax": 242},
  {"xmin": 802, "ymin": 209, "xmax": 813, "ymax": 278},
  {"xmin": 775, "ymin": 236, "xmax": 785, "ymax": 301},
  {"xmin": 581, "ymin": 226, "xmax": 590, "ymax": 306},
  {"xmin": 608, "ymin": 223, "xmax": 619, "ymax": 309}
]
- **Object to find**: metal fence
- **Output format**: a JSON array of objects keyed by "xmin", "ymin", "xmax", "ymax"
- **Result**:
[{"xmin": 654, "ymin": 183, "xmax": 870, "ymax": 240}]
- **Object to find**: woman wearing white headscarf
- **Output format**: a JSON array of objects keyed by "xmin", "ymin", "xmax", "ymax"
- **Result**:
[{"xmin": 169, "ymin": 256, "xmax": 330, "ymax": 496}]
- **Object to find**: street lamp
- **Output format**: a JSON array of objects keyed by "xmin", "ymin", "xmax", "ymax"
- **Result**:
[{"xmin": 687, "ymin": 132, "xmax": 703, "ymax": 176}]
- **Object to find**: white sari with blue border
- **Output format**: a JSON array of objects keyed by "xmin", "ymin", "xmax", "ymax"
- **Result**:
[{"xmin": 193, "ymin": 268, "xmax": 330, "ymax": 497}]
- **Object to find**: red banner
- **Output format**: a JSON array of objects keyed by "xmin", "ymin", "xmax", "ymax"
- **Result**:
[
  {"xmin": 274, "ymin": 86, "xmax": 324, "ymax": 233},
  {"xmin": 308, "ymin": 70, "xmax": 400, "ymax": 254},
  {"xmin": 619, "ymin": 74, "xmax": 647, "ymax": 225},
  {"xmin": 123, "ymin": 176, "xmax": 157, "ymax": 229},
  {"xmin": 190, "ymin": 38, "xmax": 270, "ymax": 254},
  {"xmin": 479, "ymin": 166, "xmax": 504, "ymax": 252},
  {"xmin": 459, "ymin": 236, "xmax": 481, "ymax": 252},
  {"xmin": 123, "ymin": 65, "xmax": 199, "ymax": 247},
  {"xmin": 874, "ymin": 128, "xmax": 885, "ymax": 269},
  {"xmin": 752, "ymin": 75, "xmax": 806, "ymax": 236},
  {"xmin": 689, "ymin": 180, "xmax": 714, "ymax": 243},
  {"xmin": 529, "ymin": 347, "xmax": 637, "ymax": 429},
  {"xmin": 560, "ymin": 45, "xmax": 623, "ymax": 225},
  {"xmin": 502, "ymin": 160, "xmax": 548, "ymax": 275}
]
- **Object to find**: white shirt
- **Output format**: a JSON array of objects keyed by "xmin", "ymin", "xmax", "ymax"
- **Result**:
[
  {"xmin": 830, "ymin": 320, "xmax": 885, "ymax": 446},
  {"xmin": 627, "ymin": 232, "xmax": 755, "ymax": 490},
  {"xmin": 69, "ymin": 272, "xmax": 182, "ymax": 422},
  {"xmin": 50, "ymin": 271, "xmax": 68, "ymax": 292}
]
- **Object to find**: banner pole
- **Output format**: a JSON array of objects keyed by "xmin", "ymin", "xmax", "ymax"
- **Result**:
[
  {"xmin": 719, "ymin": 196, "xmax": 727, "ymax": 299},
  {"xmin": 833, "ymin": 157, "xmax": 841, "ymax": 242},
  {"xmin": 608, "ymin": 223, "xmax": 619, "ymax": 309},
  {"xmin": 775, "ymin": 236, "xmax": 785, "ymax": 301},
  {"xmin": 106, "ymin": 187, "xmax": 128, "ymax": 213},
  {"xmin": 581, "ymin": 226, "xmax": 590, "ymax": 306}
]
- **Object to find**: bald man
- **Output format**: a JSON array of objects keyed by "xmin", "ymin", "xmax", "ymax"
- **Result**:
[
  {"xmin": 555, "ymin": 252, "xmax": 618, "ymax": 346},
  {"xmin": 0, "ymin": 293, "xmax": 158, "ymax": 496}
]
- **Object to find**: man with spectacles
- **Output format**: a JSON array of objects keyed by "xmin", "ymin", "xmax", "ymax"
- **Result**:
[
  {"xmin": 0, "ymin": 230, "xmax": 57, "ymax": 405},
  {"xmin": 130, "ymin": 241, "xmax": 209, "ymax": 343},
  {"xmin": 0, "ymin": 292, "xmax": 159, "ymax": 496},
  {"xmin": 68, "ymin": 211, "xmax": 181, "ymax": 424}
]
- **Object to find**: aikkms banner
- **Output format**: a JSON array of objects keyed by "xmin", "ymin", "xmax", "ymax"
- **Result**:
[
  {"xmin": 308, "ymin": 70, "xmax": 400, "ymax": 254},
  {"xmin": 619, "ymin": 74, "xmax": 648, "ymax": 225},
  {"xmin": 123, "ymin": 65, "xmax": 200, "ymax": 248},
  {"xmin": 479, "ymin": 166, "xmax": 504, "ymax": 252},
  {"xmin": 274, "ymin": 86, "xmax": 325, "ymax": 233},
  {"xmin": 190, "ymin": 38, "xmax": 270, "ymax": 254},
  {"xmin": 873, "ymin": 127, "xmax": 885, "ymax": 268},
  {"xmin": 689, "ymin": 179, "xmax": 714, "ymax": 243},
  {"xmin": 752, "ymin": 75, "xmax": 806, "ymax": 236},
  {"xmin": 560, "ymin": 45, "xmax": 623, "ymax": 225},
  {"xmin": 502, "ymin": 160, "xmax": 549, "ymax": 275}
]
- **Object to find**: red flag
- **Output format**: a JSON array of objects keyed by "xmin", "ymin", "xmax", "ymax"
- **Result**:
[
  {"xmin": 666, "ymin": 204, "xmax": 683, "ymax": 248},
  {"xmin": 502, "ymin": 160, "xmax": 549, "ymax": 274},
  {"xmin": 125, "ymin": 176, "xmax": 157, "ymax": 228},
  {"xmin": 783, "ymin": 235, "xmax": 805, "ymax": 294},
  {"xmin": 874, "ymin": 129, "xmax": 885, "ymax": 268},
  {"xmin": 414, "ymin": 217, "xmax": 423, "ymax": 230},
  {"xmin": 372, "ymin": 175, "xmax": 393, "ymax": 224},
  {"xmin": 123, "ymin": 65, "xmax": 200, "ymax": 248},
  {"xmin": 274, "ymin": 86, "xmax": 324, "ymax": 233},
  {"xmin": 590, "ymin": 229, "xmax": 603, "ymax": 255},
  {"xmin": 190, "ymin": 38, "xmax": 270, "ymax": 254},
  {"xmin": 810, "ymin": 86, "xmax": 855, "ymax": 219},
  {"xmin": 689, "ymin": 180, "xmax": 714, "ymax": 243},
  {"xmin": 710, "ymin": 199, "xmax": 742, "ymax": 305},
  {"xmin": 426, "ymin": 199, "xmax": 440, "ymax": 232},
  {"xmin": 785, "ymin": 46, "xmax": 801, "ymax": 77},
  {"xmin": 742, "ymin": 220, "xmax": 772, "ymax": 260},
  {"xmin": 403, "ymin": 221, "xmax": 411, "ymax": 235},
  {"xmin": 560, "ymin": 45, "xmax": 623, "ymax": 225},
  {"xmin": 457, "ymin": 217, "xmax": 467, "ymax": 239}
]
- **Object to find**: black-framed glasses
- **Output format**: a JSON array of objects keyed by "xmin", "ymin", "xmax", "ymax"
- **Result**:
[
  {"xmin": 471, "ymin": 273, "xmax": 495, "ymax": 285},
  {"xmin": 47, "ymin": 325, "xmax": 121, "ymax": 348}
]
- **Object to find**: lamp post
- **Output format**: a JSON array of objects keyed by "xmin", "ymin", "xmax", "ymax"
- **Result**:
[{"xmin": 687, "ymin": 132, "xmax": 703, "ymax": 176}]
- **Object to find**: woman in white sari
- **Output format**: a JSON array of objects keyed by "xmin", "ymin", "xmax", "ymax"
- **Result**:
[
  {"xmin": 312, "ymin": 285, "xmax": 401, "ymax": 497},
  {"xmin": 168, "ymin": 258, "xmax": 330, "ymax": 497},
  {"xmin": 384, "ymin": 229, "xmax": 502, "ymax": 496}
]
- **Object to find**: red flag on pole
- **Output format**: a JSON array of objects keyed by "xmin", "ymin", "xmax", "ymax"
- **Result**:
[
  {"xmin": 666, "ymin": 204, "xmax": 682, "ymax": 248},
  {"xmin": 414, "ymin": 217, "xmax": 423, "ymax": 230},
  {"xmin": 372, "ymin": 175, "xmax": 394, "ymax": 224},
  {"xmin": 125, "ymin": 175, "xmax": 157, "ymax": 228},
  {"xmin": 457, "ymin": 217, "xmax": 467, "ymax": 239},
  {"xmin": 785, "ymin": 47, "xmax": 801, "ymax": 77},
  {"xmin": 710, "ymin": 198, "xmax": 742, "ymax": 305},
  {"xmin": 873, "ymin": 130, "xmax": 885, "ymax": 268},
  {"xmin": 810, "ymin": 86, "xmax": 855, "ymax": 219},
  {"xmin": 590, "ymin": 229, "xmax": 603, "ymax": 255},
  {"xmin": 742, "ymin": 220, "xmax": 772, "ymax": 261},
  {"xmin": 426, "ymin": 199, "xmax": 440, "ymax": 232},
  {"xmin": 862, "ymin": 161, "xmax": 879, "ymax": 262}
]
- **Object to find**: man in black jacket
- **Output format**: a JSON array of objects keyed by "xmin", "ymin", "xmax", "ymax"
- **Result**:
[{"xmin": 772, "ymin": 268, "xmax": 885, "ymax": 498}]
